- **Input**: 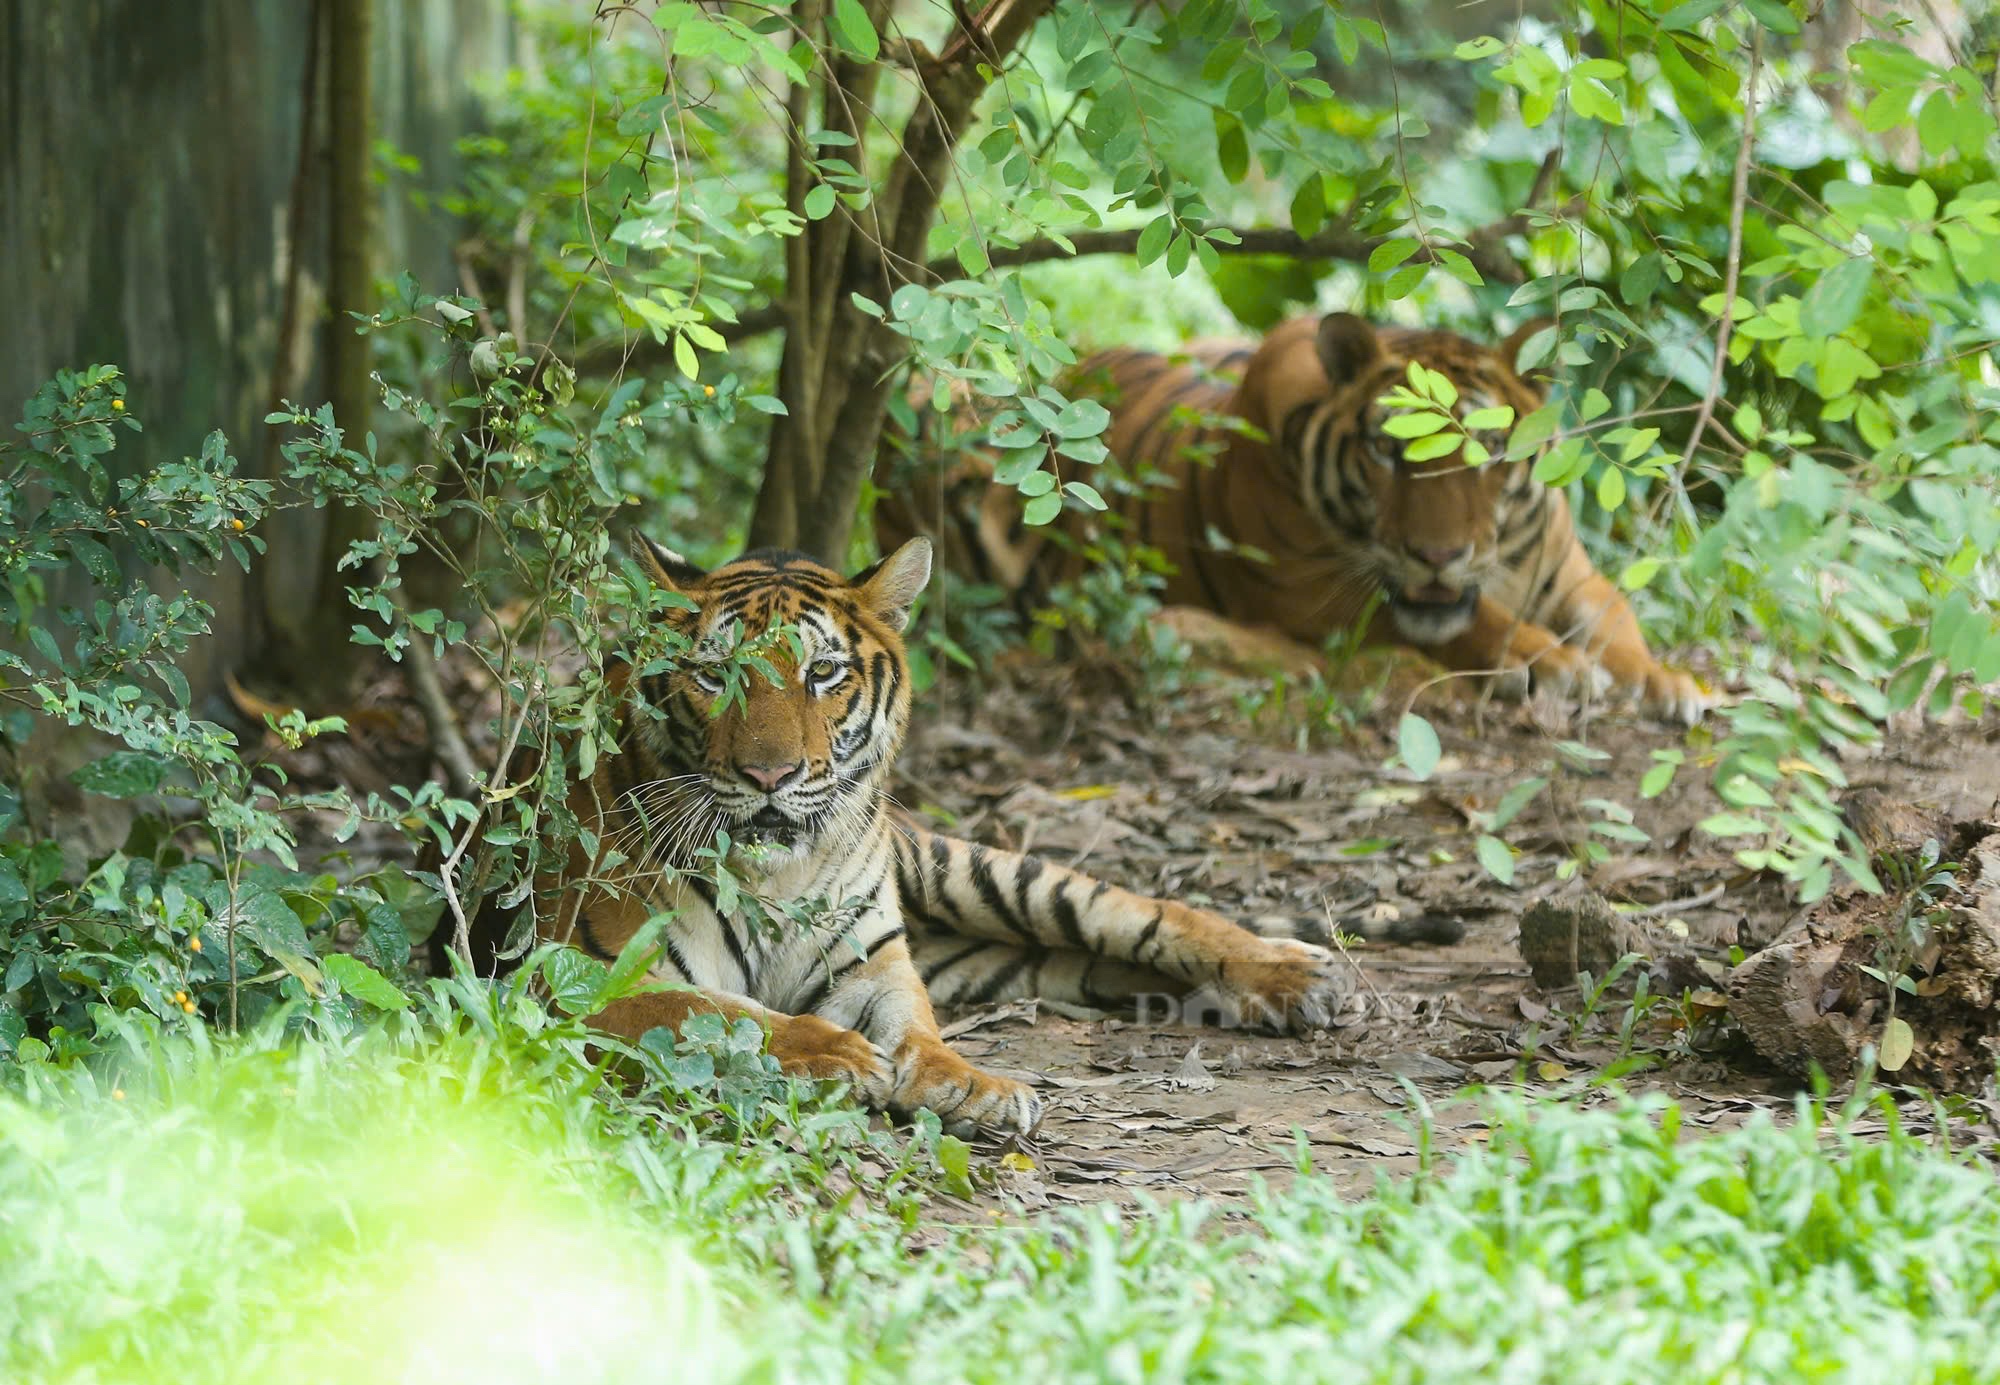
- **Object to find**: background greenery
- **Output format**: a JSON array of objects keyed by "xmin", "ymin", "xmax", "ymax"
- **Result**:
[{"xmin": 2, "ymin": 0, "xmax": 1998, "ymax": 1374}]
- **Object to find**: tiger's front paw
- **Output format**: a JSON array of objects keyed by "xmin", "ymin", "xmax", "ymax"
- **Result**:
[
  {"xmin": 1196, "ymin": 939, "xmax": 1357, "ymax": 1035},
  {"xmin": 767, "ymin": 1013, "xmax": 894, "ymax": 1106},
  {"xmin": 1487, "ymin": 641, "xmax": 1610, "ymax": 704},
  {"xmin": 1636, "ymin": 664, "xmax": 1719, "ymax": 726},
  {"xmin": 893, "ymin": 1040, "xmax": 1044, "ymax": 1138}
]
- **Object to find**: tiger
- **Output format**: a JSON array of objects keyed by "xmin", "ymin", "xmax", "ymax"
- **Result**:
[
  {"xmin": 878, "ymin": 313, "xmax": 1712, "ymax": 724},
  {"xmin": 457, "ymin": 535, "xmax": 1426, "ymax": 1138}
]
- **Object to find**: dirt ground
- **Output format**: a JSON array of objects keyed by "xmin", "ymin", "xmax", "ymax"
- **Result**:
[
  {"xmin": 890, "ymin": 654, "xmax": 2000, "ymax": 1211},
  {"xmin": 271, "ymin": 639, "xmax": 2000, "ymax": 1210}
]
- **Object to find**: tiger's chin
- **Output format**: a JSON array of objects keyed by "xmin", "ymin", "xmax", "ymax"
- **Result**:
[{"xmin": 1386, "ymin": 584, "xmax": 1479, "ymax": 645}]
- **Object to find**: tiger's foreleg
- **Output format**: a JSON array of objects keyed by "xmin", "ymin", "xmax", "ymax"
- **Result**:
[
  {"xmin": 587, "ymin": 986, "xmax": 894, "ymax": 1100},
  {"xmin": 589, "ymin": 960, "xmax": 1042, "ymax": 1137},
  {"xmin": 800, "ymin": 934, "xmax": 1043, "ymax": 1136},
  {"xmin": 1417, "ymin": 593, "xmax": 1607, "ymax": 701},
  {"xmin": 1542, "ymin": 571, "xmax": 1715, "ymax": 726},
  {"xmin": 892, "ymin": 826, "xmax": 1352, "ymax": 1033}
]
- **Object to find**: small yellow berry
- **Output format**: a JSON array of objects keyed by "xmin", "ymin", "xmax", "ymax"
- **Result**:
[
  {"xmin": 189, "ymin": 937, "xmax": 202, "ymax": 953},
  {"xmin": 703, "ymin": 384, "xmax": 716, "ymax": 397},
  {"xmin": 173, "ymin": 990, "xmax": 187, "ymax": 1005},
  {"xmin": 111, "ymin": 399, "xmax": 125, "ymax": 412},
  {"xmin": 230, "ymin": 518, "xmax": 245, "ymax": 531},
  {"xmin": 182, "ymin": 999, "xmax": 197, "ymax": 1014},
  {"xmin": 112, "ymin": 1088, "xmax": 126, "ymax": 1101},
  {"xmin": 135, "ymin": 518, "xmax": 148, "ymax": 528}
]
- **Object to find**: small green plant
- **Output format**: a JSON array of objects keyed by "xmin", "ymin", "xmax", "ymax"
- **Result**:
[
  {"xmin": 1859, "ymin": 837, "xmax": 1960, "ymax": 1074},
  {"xmin": 0, "ymin": 368, "xmax": 428, "ymax": 1052}
]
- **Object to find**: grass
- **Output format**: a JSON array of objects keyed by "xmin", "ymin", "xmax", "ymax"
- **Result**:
[{"xmin": 2, "ymin": 1001, "xmax": 1997, "ymax": 1385}]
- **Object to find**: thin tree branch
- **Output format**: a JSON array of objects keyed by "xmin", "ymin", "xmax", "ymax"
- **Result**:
[
  {"xmin": 390, "ymin": 590, "xmax": 480, "ymax": 800},
  {"xmin": 572, "ymin": 199, "xmax": 1555, "ymax": 375},
  {"xmin": 1678, "ymin": 29, "xmax": 1761, "ymax": 479}
]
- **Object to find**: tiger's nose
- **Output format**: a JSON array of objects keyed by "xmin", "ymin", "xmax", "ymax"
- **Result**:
[
  {"xmin": 739, "ymin": 762, "xmax": 801, "ymax": 792},
  {"xmin": 1407, "ymin": 543, "xmax": 1470, "ymax": 570}
]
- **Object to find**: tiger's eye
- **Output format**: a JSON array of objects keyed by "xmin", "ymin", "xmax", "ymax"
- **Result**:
[{"xmin": 809, "ymin": 659, "xmax": 839, "ymax": 680}]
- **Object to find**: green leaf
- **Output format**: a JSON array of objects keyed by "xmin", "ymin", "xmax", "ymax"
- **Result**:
[
  {"xmin": 1063, "ymin": 481, "xmax": 1108, "ymax": 510},
  {"xmin": 1380, "ymin": 410, "xmax": 1450, "ymax": 439},
  {"xmin": 1216, "ymin": 118, "xmax": 1248, "ymax": 184},
  {"xmin": 1398, "ymin": 713, "xmax": 1441, "ymax": 780},
  {"xmin": 545, "ymin": 946, "xmax": 610, "ymax": 1016},
  {"xmin": 1568, "ymin": 75, "xmax": 1624, "ymax": 125},
  {"xmin": 830, "ymin": 0, "xmax": 880, "ymax": 60},
  {"xmin": 803, "ymin": 183, "xmax": 836, "ymax": 220},
  {"xmin": 1508, "ymin": 403, "xmax": 1561, "ymax": 457},
  {"xmin": 1404, "ymin": 432, "xmax": 1465, "ymax": 461},
  {"xmin": 937, "ymin": 1133, "xmax": 973, "ymax": 1191},
  {"xmin": 1740, "ymin": 0, "xmax": 1801, "ymax": 33},
  {"xmin": 1290, "ymin": 176, "xmax": 1327, "ymax": 239},
  {"xmin": 1454, "ymin": 35, "xmax": 1505, "ymax": 59},
  {"xmin": 1619, "ymin": 557, "xmax": 1662, "ymax": 591},
  {"xmin": 1490, "ymin": 775, "xmax": 1546, "ymax": 830},
  {"xmin": 1369, "ymin": 237, "xmax": 1420, "ymax": 274},
  {"xmin": 322, "ymin": 953, "xmax": 411, "ymax": 1011},
  {"xmin": 1022, "ymin": 493, "xmax": 1062, "ymax": 526},
  {"xmin": 1136, "ymin": 215, "xmax": 1173, "ymax": 267},
  {"xmin": 1799, "ymin": 257, "xmax": 1872, "ymax": 339},
  {"xmin": 1700, "ymin": 812, "xmax": 1766, "ymax": 838},
  {"xmin": 1640, "ymin": 758, "xmax": 1679, "ymax": 799},
  {"xmin": 1657, "ymin": 0, "xmax": 1729, "ymax": 29},
  {"xmin": 1476, "ymin": 834, "xmax": 1516, "ymax": 885},
  {"xmin": 1620, "ymin": 252, "xmax": 1662, "ymax": 307},
  {"xmin": 72, "ymin": 752, "xmax": 168, "ymax": 799}
]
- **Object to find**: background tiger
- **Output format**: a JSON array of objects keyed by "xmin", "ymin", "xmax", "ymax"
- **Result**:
[
  {"xmin": 878, "ymin": 313, "xmax": 1711, "ymax": 724},
  {"xmin": 448, "ymin": 536, "xmax": 1441, "ymax": 1138}
]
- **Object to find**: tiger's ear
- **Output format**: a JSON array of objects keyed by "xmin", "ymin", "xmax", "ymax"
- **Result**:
[
  {"xmin": 1500, "ymin": 318, "xmax": 1555, "ymax": 388},
  {"xmin": 852, "ymin": 538, "xmax": 932, "ymax": 633},
  {"xmin": 1315, "ymin": 313, "xmax": 1382, "ymax": 383},
  {"xmin": 631, "ymin": 531, "xmax": 706, "ymax": 593}
]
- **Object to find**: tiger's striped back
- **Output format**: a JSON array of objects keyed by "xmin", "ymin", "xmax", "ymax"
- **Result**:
[{"xmin": 877, "ymin": 313, "xmax": 1712, "ymax": 723}]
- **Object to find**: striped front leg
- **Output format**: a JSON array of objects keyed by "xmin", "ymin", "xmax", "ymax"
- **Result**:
[{"xmin": 891, "ymin": 822, "xmax": 1351, "ymax": 1032}]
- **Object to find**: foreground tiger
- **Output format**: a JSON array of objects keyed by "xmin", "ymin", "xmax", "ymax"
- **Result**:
[
  {"xmin": 881, "ymin": 313, "xmax": 1710, "ymax": 723},
  {"xmin": 484, "ymin": 536, "xmax": 1423, "ymax": 1136}
]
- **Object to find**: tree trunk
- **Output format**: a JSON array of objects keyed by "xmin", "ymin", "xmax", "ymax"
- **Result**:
[
  {"xmin": 267, "ymin": 0, "xmax": 374, "ymax": 698},
  {"xmin": 746, "ymin": 0, "xmax": 1056, "ymax": 564}
]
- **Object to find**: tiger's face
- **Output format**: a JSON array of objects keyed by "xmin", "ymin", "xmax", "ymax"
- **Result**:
[
  {"xmin": 622, "ymin": 537, "xmax": 931, "ymax": 873},
  {"xmin": 1264, "ymin": 313, "xmax": 1547, "ymax": 646}
]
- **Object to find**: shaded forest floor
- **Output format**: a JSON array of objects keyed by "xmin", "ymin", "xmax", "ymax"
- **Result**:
[
  {"xmin": 889, "ymin": 653, "xmax": 2000, "ymax": 1213},
  {"xmin": 280, "ymin": 644, "xmax": 2000, "ymax": 1213}
]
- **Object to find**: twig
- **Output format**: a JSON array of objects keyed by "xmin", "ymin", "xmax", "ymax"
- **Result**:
[
  {"xmin": 1677, "ymin": 29, "xmax": 1762, "ymax": 477},
  {"xmin": 453, "ymin": 246, "xmax": 501, "ymax": 338},
  {"xmin": 1626, "ymin": 882, "xmax": 1728, "ymax": 919},
  {"xmin": 390, "ymin": 591, "xmax": 480, "ymax": 800},
  {"xmin": 1320, "ymin": 893, "xmax": 1389, "ymax": 1016},
  {"xmin": 506, "ymin": 209, "xmax": 534, "ymax": 337}
]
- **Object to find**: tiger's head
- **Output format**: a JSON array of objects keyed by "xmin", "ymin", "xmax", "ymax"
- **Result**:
[
  {"xmin": 1236, "ymin": 312, "xmax": 1548, "ymax": 646},
  {"xmin": 620, "ymin": 537, "xmax": 931, "ymax": 874}
]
